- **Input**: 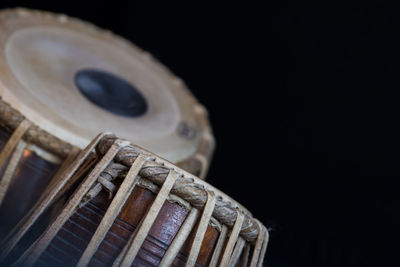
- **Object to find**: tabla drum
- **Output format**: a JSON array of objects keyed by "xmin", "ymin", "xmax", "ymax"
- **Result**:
[
  {"xmin": 0, "ymin": 8, "xmax": 214, "ymax": 239},
  {"xmin": 0, "ymin": 133, "xmax": 268, "ymax": 267}
]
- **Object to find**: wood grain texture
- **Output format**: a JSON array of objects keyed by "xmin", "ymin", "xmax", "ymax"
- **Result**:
[
  {"xmin": 115, "ymin": 170, "xmax": 180, "ymax": 266},
  {"xmin": 37, "ymin": 185, "xmax": 220, "ymax": 266},
  {"xmin": 8, "ymin": 135, "xmax": 268, "ymax": 266},
  {"xmin": 77, "ymin": 154, "xmax": 147, "ymax": 267},
  {"xmin": 22, "ymin": 141, "xmax": 123, "ymax": 267},
  {"xmin": 0, "ymin": 126, "xmax": 60, "ymax": 239}
]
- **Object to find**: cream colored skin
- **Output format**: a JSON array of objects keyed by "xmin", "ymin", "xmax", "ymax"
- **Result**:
[{"xmin": 0, "ymin": 9, "xmax": 206, "ymax": 163}]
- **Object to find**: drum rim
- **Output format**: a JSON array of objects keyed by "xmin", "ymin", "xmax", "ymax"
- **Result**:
[
  {"xmin": 0, "ymin": 98, "xmax": 74, "ymax": 157},
  {"xmin": 96, "ymin": 134, "xmax": 265, "ymax": 244}
]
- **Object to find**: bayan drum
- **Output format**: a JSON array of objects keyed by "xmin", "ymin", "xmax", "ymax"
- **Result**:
[
  {"xmin": 0, "ymin": 133, "xmax": 268, "ymax": 267},
  {"xmin": 0, "ymin": 8, "xmax": 214, "ymax": 238}
]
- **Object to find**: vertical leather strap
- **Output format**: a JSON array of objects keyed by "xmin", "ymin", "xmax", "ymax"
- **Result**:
[
  {"xmin": 185, "ymin": 190, "xmax": 216, "ymax": 267},
  {"xmin": 0, "ymin": 120, "xmax": 31, "ymax": 205},
  {"xmin": 160, "ymin": 208, "xmax": 200, "ymax": 266},
  {"xmin": 114, "ymin": 170, "xmax": 180, "ymax": 267},
  {"xmin": 18, "ymin": 138, "xmax": 124, "ymax": 267}
]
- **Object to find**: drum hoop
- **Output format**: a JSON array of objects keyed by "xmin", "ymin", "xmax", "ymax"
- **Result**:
[
  {"xmin": 0, "ymin": 98, "xmax": 74, "ymax": 157},
  {"xmin": 96, "ymin": 134, "xmax": 264, "ymax": 244},
  {"xmin": 130, "ymin": 175, "xmax": 223, "ymax": 231}
]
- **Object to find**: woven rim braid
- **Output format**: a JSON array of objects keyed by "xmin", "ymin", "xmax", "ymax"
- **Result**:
[
  {"xmin": 0, "ymin": 98, "xmax": 74, "ymax": 157},
  {"xmin": 96, "ymin": 134, "xmax": 264, "ymax": 243}
]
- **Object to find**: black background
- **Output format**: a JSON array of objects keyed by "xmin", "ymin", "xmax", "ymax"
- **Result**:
[{"xmin": 1, "ymin": 1, "xmax": 400, "ymax": 266}]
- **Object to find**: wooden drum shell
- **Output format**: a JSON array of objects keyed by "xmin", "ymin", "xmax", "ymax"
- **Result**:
[
  {"xmin": 0, "ymin": 117, "xmax": 69, "ymax": 239},
  {"xmin": 1, "ymin": 134, "xmax": 268, "ymax": 267},
  {"xmin": 38, "ymin": 187, "xmax": 219, "ymax": 267}
]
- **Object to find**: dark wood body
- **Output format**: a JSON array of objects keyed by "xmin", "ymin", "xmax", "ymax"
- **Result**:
[
  {"xmin": 37, "ymin": 186, "xmax": 220, "ymax": 266},
  {"xmin": 0, "ymin": 126, "xmax": 60, "ymax": 239}
]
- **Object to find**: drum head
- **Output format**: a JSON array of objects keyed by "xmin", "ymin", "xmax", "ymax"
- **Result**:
[{"xmin": 0, "ymin": 9, "xmax": 213, "ymax": 163}]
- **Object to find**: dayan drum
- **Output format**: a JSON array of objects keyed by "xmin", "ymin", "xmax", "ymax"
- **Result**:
[
  {"xmin": 0, "ymin": 9, "xmax": 214, "ymax": 238},
  {"xmin": 0, "ymin": 133, "xmax": 268, "ymax": 267}
]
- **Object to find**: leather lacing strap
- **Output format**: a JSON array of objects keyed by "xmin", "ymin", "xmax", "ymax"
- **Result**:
[
  {"xmin": 209, "ymin": 225, "xmax": 229, "ymax": 266},
  {"xmin": 257, "ymin": 224, "xmax": 270, "ymax": 267},
  {"xmin": 112, "ymin": 169, "xmax": 181, "ymax": 267},
  {"xmin": 230, "ymin": 237, "xmax": 246, "ymax": 267},
  {"xmin": 250, "ymin": 219, "xmax": 269, "ymax": 267},
  {"xmin": 80, "ymin": 162, "xmax": 126, "ymax": 206},
  {"xmin": 77, "ymin": 154, "xmax": 148, "ymax": 267},
  {"xmin": 0, "ymin": 119, "xmax": 31, "ymax": 206},
  {"xmin": 44, "ymin": 146, "xmax": 81, "ymax": 192},
  {"xmin": 89, "ymin": 135, "xmax": 269, "ymax": 266},
  {"xmin": 240, "ymin": 243, "xmax": 252, "ymax": 267},
  {"xmin": 15, "ymin": 137, "xmax": 124, "ymax": 267},
  {"xmin": 7, "ymin": 134, "xmax": 269, "ymax": 267},
  {"xmin": 159, "ymin": 208, "xmax": 200, "ymax": 266},
  {"xmin": 0, "ymin": 136, "xmax": 97, "ymax": 262},
  {"xmin": 220, "ymin": 210, "xmax": 245, "ymax": 267},
  {"xmin": 185, "ymin": 190, "xmax": 216, "ymax": 267},
  {"xmin": 96, "ymin": 135, "xmax": 261, "ymax": 243}
]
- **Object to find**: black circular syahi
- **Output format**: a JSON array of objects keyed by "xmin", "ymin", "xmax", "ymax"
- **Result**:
[{"xmin": 75, "ymin": 69, "xmax": 147, "ymax": 117}]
